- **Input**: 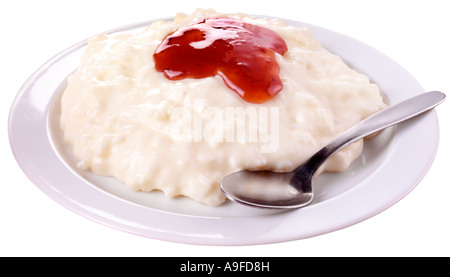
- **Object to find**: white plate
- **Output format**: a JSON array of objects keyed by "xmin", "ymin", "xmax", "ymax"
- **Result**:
[{"xmin": 8, "ymin": 17, "xmax": 440, "ymax": 245}]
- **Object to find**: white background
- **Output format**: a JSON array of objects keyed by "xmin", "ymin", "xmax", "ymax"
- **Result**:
[{"xmin": 1, "ymin": 0, "xmax": 449, "ymax": 257}]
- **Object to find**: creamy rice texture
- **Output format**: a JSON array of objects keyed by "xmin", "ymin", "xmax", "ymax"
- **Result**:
[{"xmin": 60, "ymin": 9, "xmax": 386, "ymax": 206}]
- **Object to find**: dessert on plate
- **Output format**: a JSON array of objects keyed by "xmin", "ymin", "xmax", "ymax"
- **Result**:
[{"xmin": 60, "ymin": 9, "xmax": 386, "ymax": 206}]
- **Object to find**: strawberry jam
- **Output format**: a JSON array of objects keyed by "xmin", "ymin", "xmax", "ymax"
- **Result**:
[{"xmin": 153, "ymin": 17, "xmax": 288, "ymax": 103}]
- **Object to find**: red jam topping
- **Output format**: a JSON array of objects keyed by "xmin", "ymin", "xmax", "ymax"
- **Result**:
[{"xmin": 153, "ymin": 17, "xmax": 288, "ymax": 103}]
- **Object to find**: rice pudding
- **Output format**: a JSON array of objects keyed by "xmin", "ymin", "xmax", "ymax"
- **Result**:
[{"xmin": 60, "ymin": 9, "xmax": 387, "ymax": 206}]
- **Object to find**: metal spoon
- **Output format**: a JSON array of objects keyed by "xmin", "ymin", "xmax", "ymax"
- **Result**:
[{"xmin": 220, "ymin": 91, "xmax": 446, "ymax": 209}]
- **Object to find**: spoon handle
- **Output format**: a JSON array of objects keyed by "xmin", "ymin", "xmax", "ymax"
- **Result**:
[{"xmin": 304, "ymin": 91, "xmax": 446, "ymax": 174}]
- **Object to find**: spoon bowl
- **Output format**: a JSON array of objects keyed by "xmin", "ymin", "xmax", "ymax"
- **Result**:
[
  {"xmin": 221, "ymin": 171, "xmax": 307, "ymax": 208},
  {"xmin": 220, "ymin": 91, "xmax": 446, "ymax": 209}
]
